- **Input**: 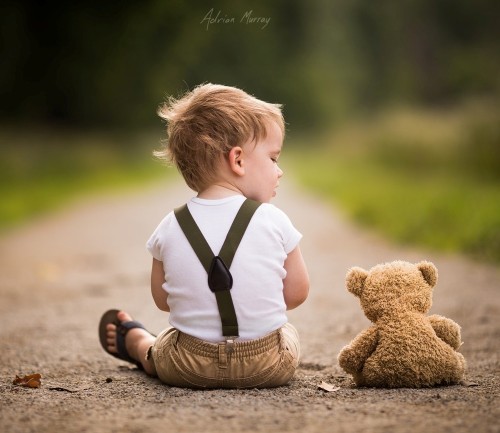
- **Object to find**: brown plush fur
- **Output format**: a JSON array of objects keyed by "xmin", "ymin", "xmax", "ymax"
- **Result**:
[{"xmin": 337, "ymin": 260, "xmax": 466, "ymax": 388}]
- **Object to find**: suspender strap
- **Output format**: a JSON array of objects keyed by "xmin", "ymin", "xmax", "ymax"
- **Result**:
[
  {"xmin": 173, "ymin": 205, "xmax": 213, "ymax": 274},
  {"xmin": 174, "ymin": 199, "xmax": 261, "ymax": 338},
  {"xmin": 219, "ymin": 199, "xmax": 261, "ymax": 269}
]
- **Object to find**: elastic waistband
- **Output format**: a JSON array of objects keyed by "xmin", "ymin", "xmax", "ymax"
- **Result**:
[{"xmin": 176, "ymin": 329, "xmax": 282, "ymax": 358}]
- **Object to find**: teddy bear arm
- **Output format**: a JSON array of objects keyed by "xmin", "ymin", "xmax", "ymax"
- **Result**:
[
  {"xmin": 338, "ymin": 326, "xmax": 378, "ymax": 373},
  {"xmin": 428, "ymin": 314, "xmax": 462, "ymax": 350}
]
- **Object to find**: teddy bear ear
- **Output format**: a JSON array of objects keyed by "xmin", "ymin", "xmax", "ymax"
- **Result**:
[
  {"xmin": 345, "ymin": 267, "xmax": 368, "ymax": 297},
  {"xmin": 417, "ymin": 261, "xmax": 438, "ymax": 287}
]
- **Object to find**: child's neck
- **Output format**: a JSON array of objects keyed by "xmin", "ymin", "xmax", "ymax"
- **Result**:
[{"xmin": 197, "ymin": 182, "xmax": 243, "ymax": 200}]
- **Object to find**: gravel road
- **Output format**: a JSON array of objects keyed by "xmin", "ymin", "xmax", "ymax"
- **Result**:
[{"xmin": 0, "ymin": 179, "xmax": 498, "ymax": 433}]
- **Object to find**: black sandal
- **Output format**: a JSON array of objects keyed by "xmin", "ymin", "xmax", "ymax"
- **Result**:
[{"xmin": 98, "ymin": 309, "xmax": 154, "ymax": 370}]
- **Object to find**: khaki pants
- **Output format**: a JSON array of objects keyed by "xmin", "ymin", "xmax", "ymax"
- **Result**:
[{"xmin": 148, "ymin": 323, "xmax": 300, "ymax": 389}]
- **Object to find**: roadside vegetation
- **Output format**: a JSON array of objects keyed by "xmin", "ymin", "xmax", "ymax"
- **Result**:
[
  {"xmin": 2, "ymin": 100, "xmax": 498, "ymax": 264},
  {"xmin": 287, "ymin": 100, "xmax": 500, "ymax": 264},
  {"xmin": 0, "ymin": 127, "xmax": 170, "ymax": 231}
]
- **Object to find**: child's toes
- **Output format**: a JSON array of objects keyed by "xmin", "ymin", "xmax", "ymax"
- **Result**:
[
  {"xmin": 107, "ymin": 337, "xmax": 117, "ymax": 353},
  {"xmin": 117, "ymin": 311, "xmax": 133, "ymax": 322},
  {"xmin": 106, "ymin": 325, "xmax": 118, "ymax": 353}
]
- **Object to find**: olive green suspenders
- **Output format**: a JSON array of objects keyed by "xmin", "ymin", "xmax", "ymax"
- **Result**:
[{"xmin": 174, "ymin": 199, "xmax": 261, "ymax": 340}]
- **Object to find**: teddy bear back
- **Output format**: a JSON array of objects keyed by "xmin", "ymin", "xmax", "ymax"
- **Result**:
[
  {"xmin": 364, "ymin": 312, "xmax": 461, "ymax": 387},
  {"xmin": 339, "ymin": 260, "xmax": 466, "ymax": 387}
]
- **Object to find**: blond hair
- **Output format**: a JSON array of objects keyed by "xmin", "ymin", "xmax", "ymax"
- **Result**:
[{"xmin": 155, "ymin": 83, "xmax": 285, "ymax": 192}]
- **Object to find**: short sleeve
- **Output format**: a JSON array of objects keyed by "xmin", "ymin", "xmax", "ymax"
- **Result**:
[
  {"xmin": 263, "ymin": 204, "xmax": 302, "ymax": 254},
  {"xmin": 280, "ymin": 212, "xmax": 302, "ymax": 254},
  {"xmin": 146, "ymin": 231, "xmax": 162, "ymax": 261},
  {"xmin": 146, "ymin": 212, "xmax": 175, "ymax": 261}
]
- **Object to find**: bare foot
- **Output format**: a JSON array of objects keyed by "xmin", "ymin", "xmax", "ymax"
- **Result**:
[{"xmin": 106, "ymin": 311, "xmax": 157, "ymax": 375}]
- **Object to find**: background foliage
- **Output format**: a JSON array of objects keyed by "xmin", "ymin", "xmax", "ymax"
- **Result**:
[
  {"xmin": 2, "ymin": 0, "xmax": 498, "ymax": 128},
  {"xmin": 1, "ymin": 0, "xmax": 499, "ymax": 262}
]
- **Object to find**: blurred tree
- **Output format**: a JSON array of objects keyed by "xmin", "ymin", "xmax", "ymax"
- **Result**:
[
  {"xmin": 0, "ymin": 0, "xmax": 498, "ymax": 129},
  {"xmin": 346, "ymin": 0, "xmax": 500, "ymax": 107}
]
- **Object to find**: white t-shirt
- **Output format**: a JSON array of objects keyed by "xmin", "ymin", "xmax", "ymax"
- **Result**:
[{"xmin": 146, "ymin": 194, "xmax": 302, "ymax": 342}]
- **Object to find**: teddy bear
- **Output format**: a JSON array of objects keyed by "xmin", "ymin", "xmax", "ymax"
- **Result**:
[{"xmin": 337, "ymin": 260, "xmax": 466, "ymax": 388}]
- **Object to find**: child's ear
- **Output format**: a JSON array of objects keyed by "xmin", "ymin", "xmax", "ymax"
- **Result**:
[{"xmin": 228, "ymin": 147, "xmax": 245, "ymax": 175}]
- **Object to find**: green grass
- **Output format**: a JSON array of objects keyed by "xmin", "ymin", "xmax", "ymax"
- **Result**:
[
  {"xmin": 0, "ymin": 127, "xmax": 173, "ymax": 230},
  {"xmin": 3, "ymin": 103, "xmax": 499, "ymax": 264},
  {"xmin": 286, "ymin": 100, "xmax": 500, "ymax": 263}
]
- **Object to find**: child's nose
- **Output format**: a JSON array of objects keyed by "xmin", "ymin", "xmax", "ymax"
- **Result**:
[{"xmin": 277, "ymin": 165, "xmax": 284, "ymax": 177}]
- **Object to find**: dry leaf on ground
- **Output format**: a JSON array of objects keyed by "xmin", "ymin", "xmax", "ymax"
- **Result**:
[
  {"xmin": 318, "ymin": 381, "xmax": 340, "ymax": 392},
  {"xmin": 13, "ymin": 373, "xmax": 42, "ymax": 388}
]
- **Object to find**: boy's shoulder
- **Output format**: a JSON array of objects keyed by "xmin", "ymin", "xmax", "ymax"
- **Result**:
[
  {"xmin": 254, "ymin": 202, "xmax": 294, "ymax": 226},
  {"xmin": 258, "ymin": 201, "xmax": 288, "ymax": 215},
  {"xmin": 158, "ymin": 198, "xmax": 291, "ymax": 226}
]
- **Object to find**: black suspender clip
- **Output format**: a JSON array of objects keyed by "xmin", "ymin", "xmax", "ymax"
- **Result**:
[{"xmin": 208, "ymin": 256, "xmax": 233, "ymax": 292}]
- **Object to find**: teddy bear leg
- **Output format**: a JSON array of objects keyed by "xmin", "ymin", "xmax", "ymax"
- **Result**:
[
  {"xmin": 352, "ymin": 371, "xmax": 366, "ymax": 387},
  {"xmin": 453, "ymin": 352, "xmax": 466, "ymax": 382},
  {"xmin": 440, "ymin": 352, "xmax": 466, "ymax": 385}
]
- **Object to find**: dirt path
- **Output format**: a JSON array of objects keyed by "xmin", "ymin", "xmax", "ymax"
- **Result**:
[{"xmin": 0, "ymin": 179, "xmax": 498, "ymax": 433}]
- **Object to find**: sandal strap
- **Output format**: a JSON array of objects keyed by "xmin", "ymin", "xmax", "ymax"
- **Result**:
[{"xmin": 116, "ymin": 320, "xmax": 147, "ymax": 367}]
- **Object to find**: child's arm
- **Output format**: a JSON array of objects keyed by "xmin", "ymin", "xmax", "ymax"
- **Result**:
[
  {"xmin": 151, "ymin": 258, "xmax": 170, "ymax": 312},
  {"xmin": 283, "ymin": 246, "xmax": 309, "ymax": 310}
]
